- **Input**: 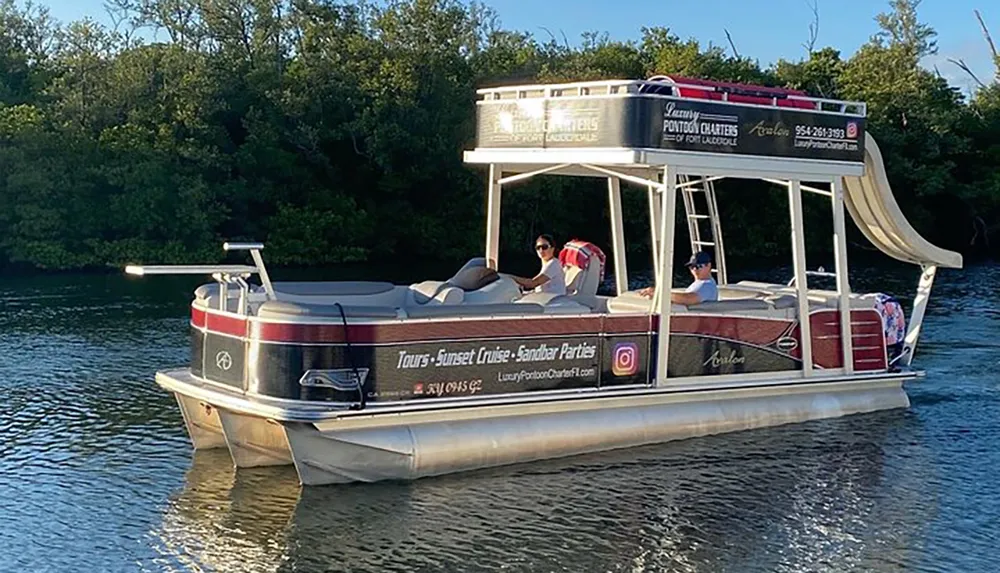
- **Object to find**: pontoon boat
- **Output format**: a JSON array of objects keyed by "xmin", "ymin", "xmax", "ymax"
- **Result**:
[{"xmin": 127, "ymin": 76, "xmax": 961, "ymax": 485}]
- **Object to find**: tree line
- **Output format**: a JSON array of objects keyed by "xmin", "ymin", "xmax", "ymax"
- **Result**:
[{"xmin": 0, "ymin": 0, "xmax": 997, "ymax": 270}]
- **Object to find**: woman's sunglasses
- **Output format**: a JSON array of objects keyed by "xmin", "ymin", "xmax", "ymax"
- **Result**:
[{"xmin": 535, "ymin": 244, "xmax": 552, "ymax": 251}]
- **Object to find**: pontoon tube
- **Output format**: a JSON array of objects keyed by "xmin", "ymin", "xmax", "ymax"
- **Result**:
[{"xmin": 843, "ymin": 134, "xmax": 963, "ymax": 269}]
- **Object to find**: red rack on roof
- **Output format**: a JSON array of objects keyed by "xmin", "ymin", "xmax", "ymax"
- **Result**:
[{"xmin": 655, "ymin": 75, "xmax": 817, "ymax": 110}]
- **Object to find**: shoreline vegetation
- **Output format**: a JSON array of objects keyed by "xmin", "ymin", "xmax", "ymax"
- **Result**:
[{"xmin": 0, "ymin": 0, "xmax": 997, "ymax": 271}]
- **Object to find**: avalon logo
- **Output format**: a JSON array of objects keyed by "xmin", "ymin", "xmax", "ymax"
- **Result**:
[
  {"xmin": 215, "ymin": 351, "xmax": 233, "ymax": 371},
  {"xmin": 776, "ymin": 337, "xmax": 799, "ymax": 352},
  {"xmin": 703, "ymin": 350, "xmax": 746, "ymax": 369},
  {"xmin": 299, "ymin": 368, "xmax": 369, "ymax": 391}
]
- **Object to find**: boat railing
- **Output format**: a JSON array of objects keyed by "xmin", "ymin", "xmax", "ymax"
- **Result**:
[
  {"xmin": 787, "ymin": 267, "xmax": 838, "ymax": 287},
  {"xmin": 476, "ymin": 78, "xmax": 867, "ymax": 117},
  {"xmin": 125, "ymin": 241, "xmax": 275, "ymax": 315}
]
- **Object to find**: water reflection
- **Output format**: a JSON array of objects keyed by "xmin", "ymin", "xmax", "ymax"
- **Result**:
[
  {"xmin": 152, "ymin": 411, "xmax": 934, "ymax": 573},
  {"xmin": 150, "ymin": 451, "xmax": 300, "ymax": 573}
]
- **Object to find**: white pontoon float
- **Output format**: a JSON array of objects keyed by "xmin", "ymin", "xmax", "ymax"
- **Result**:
[{"xmin": 128, "ymin": 76, "xmax": 961, "ymax": 485}]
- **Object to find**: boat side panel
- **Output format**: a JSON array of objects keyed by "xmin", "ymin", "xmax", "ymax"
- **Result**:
[
  {"xmin": 193, "ymin": 308, "xmax": 890, "ymax": 402},
  {"xmin": 809, "ymin": 309, "xmax": 887, "ymax": 371}
]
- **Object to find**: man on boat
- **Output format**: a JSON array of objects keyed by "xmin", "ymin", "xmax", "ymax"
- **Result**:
[
  {"xmin": 670, "ymin": 251, "xmax": 719, "ymax": 305},
  {"xmin": 511, "ymin": 234, "xmax": 567, "ymax": 295}
]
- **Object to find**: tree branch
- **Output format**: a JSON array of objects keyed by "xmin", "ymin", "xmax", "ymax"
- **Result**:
[
  {"xmin": 537, "ymin": 26, "xmax": 556, "ymax": 45},
  {"xmin": 975, "ymin": 9, "xmax": 998, "ymax": 60},
  {"xmin": 974, "ymin": 9, "xmax": 999, "ymax": 79},
  {"xmin": 802, "ymin": 0, "xmax": 819, "ymax": 54},
  {"xmin": 724, "ymin": 28, "xmax": 740, "ymax": 58},
  {"xmin": 948, "ymin": 57, "xmax": 988, "ymax": 88}
]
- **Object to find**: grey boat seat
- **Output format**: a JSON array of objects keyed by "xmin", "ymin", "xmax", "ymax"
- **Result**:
[
  {"xmin": 560, "ymin": 242, "xmax": 604, "ymax": 309},
  {"xmin": 257, "ymin": 301, "xmax": 401, "ymax": 320},
  {"xmin": 405, "ymin": 258, "xmax": 504, "ymax": 306},
  {"xmin": 686, "ymin": 299, "xmax": 772, "ymax": 312},
  {"xmin": 516, "ymin": 292, "xmax": 593, "ymax": 314},
  {"xmin": 271, "ymin": 281, "xmax": 395, "ymax": 297}
]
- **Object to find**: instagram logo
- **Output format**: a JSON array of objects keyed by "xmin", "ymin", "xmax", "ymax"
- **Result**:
[
  {"xmin": 612, "ymin": 343, "xmax": 639, "ymax": 377},
  {"xmin": 846, "ymin": 121, "xmax": 858, "ymax": 139}
]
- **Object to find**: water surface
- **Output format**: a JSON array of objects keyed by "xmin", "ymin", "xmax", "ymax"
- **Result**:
[{"xmin": 0, "ymin": 263, "xmax": 998, "ymax": 572}]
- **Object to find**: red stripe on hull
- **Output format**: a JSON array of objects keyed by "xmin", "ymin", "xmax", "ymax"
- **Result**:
[
  {"xmin": 251, "ymin": 314, "xmax": 655, "ymax": 344},
  {"xmin": 672, "ymin": 315, "xmax": 792, "ymax": 346},
  {"xmin": 205, "ymin": 311, "xmax": 248, "ymax": 338},
  {"xmin": 191, "ymin": 306, "xmax": 206, "ymax": 328}
]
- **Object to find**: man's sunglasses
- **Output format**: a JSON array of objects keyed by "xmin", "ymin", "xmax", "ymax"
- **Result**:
[
  {"xmin": 536, "ymin": 244, "xmax": 552, "ymax": 251},
  {"xmin": 689, "ymin": 264, "xmax": 706, "ymax": 270}
]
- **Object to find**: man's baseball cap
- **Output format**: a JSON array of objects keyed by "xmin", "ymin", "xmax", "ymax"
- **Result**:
[{"xmin": 685, "ymin": 251, "xmax": 712, "ymax": 267}]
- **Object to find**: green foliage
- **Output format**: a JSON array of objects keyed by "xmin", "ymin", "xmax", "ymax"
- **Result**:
[{"xmin": 0, "ymin": 0, "xmax": 997, "ymax": 270}]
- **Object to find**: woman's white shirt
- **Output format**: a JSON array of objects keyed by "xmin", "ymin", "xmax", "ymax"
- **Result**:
[{"xmin": 536, "ymin": 258, "xmax": 567, "ymax": 295}]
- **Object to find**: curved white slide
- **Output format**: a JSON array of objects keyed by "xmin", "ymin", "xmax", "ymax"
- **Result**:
[{"xmin": 842, "ymin": 133, "xmax": 962, "ymax": 269}]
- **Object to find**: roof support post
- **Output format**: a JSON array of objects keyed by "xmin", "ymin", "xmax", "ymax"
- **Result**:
[
  {"xmin": 608, "ymin": 177, "xmax": 628, "ymax": 295},
  {"xmin": 647, "ymin": 184, "xmax": 662, "ymax": 285},
  {"xmin": 902, "ymin": 264, "xmax": 937, "ymax": 366},
  {"xmin": 485, "ymin": 164, "xmax": 502, "ymax": 269},
  {"xmin": 788, "ymin": 179, "xmax": 814, "ymax": 376},
  {"xmin": 655, "ymin": 165, "xmax": 678, "ymax": 386},
  {"xmin": 831, "ymin": 177, "xmax": 854, "ymax": 373}
]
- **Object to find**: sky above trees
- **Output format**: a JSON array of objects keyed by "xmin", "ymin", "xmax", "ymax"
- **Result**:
[{"xmin": 41, "ymin": 0, "xmax": 1000, "ymax": 92}]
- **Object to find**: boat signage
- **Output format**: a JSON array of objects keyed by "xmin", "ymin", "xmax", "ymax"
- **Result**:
[
  {"xmin": 475, "ymin": 95, "xmax": 865, "ymax": 163},
  {"xmin": 242, "ymin": 330, "xmax": 652, "ymax": 401},
  {"xmin": 657, "ymin": 97, "xmax": 864, "ymax": 162},
  {"xmin": 379, "ymin": 338, "xmax": 603, "ymax": 399}
]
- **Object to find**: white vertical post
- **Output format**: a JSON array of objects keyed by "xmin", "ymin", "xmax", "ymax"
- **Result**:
[
  {"xmin": 608, "ymin": 177, "xmax": 629, "ymax": 295},
  {"xmin": 648, "ymin": 183, "xmax": 662, "ymax": 284},
  {"xmin": 655, "ymin": 166, "xmax": 678, "ymax": 385},
  {"xmin": 485, "ymin": 164, "xmax": 502, "ymax": 269},
  {"xmin": 831, "ymin": 177, "xmax": 854, "ymax": 373},
  {"xmin": 903, "ymin": 264, "xmax": 937, "ymax": 366},
  {"xmin": 788, "ymin": 180, "xmax": 813, "ymax": 376}
]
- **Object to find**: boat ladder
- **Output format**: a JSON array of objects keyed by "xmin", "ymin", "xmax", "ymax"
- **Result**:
[{"xmin": 679, "ymin": 175, "xmax": 728, "ymax": 285}]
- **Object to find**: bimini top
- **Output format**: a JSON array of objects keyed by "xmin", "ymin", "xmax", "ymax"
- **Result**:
[{"xmin": 464, "ymin": 76, "xmax": 961, "ymax": 269}]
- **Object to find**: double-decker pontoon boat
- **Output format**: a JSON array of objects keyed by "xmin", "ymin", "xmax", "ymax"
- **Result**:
[{"xmin": 127, "ymin": 76, "xmax": 961, "ymax": 486}]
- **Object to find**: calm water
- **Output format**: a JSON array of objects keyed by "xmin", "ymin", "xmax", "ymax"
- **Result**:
[{"xmin": 1, "ymin": 262, "xmax": 998, "ymax": 572}]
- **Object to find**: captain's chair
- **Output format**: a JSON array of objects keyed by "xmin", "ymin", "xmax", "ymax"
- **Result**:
[{"xmin": 559, "ymin": 240, "xmax": 606, "ymax": 308}]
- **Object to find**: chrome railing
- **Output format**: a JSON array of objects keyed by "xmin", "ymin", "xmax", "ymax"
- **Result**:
[
  {"xmin": 125, "ymin": 241, "xmax": 274, "ymax": 314},
  {"xmin": 476, "ymin": 78, "xmax": 867, "ymax": 117}
]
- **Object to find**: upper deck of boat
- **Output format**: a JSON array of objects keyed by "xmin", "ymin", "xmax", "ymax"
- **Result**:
[{"xmin": 463, "ymin": 78, "xmax": 869, "ymax": 180}]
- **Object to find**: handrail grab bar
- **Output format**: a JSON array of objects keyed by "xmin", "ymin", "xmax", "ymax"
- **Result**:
[
  {"xmin": 222, "ymin": 242, "xmax": 264, "ymax": 251},
  {"xmin": 223, "ymin": 242, "xmax": 275, "ymax": 300},
  {"xmin": 125, "ymin": 264, "xmax": 258, "ymax": 276}
]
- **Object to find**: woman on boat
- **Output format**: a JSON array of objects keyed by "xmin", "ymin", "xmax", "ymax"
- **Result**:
[{"xmin": 512, "ymin": 234, "xmax": 567, "ymax": 295}]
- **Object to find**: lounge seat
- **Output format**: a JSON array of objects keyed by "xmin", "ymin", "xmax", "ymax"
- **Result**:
[
  {"xmin": 687, "ymin": 299, "xmax": 772, "ymax": 312},
  {"xmin": 405, "ymin": 281, "xmax": 464, "ymax": 306},
  {"xmin": 559, "ymin": 241, "xmax": 605, "ymax": 309},
  {"xmin": 516, "ymin": 292, "xmax": 592, "ymax": 314}
]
